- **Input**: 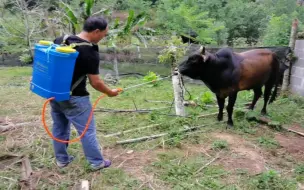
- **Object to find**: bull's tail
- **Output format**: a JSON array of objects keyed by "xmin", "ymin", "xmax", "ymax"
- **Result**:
[
  {"xmin": 269, "ymin": 54, "xmax": 280, "ymax": 104},
  {"xmin": 269, "ymin": 79, "xmax": 279, "ymax": 104}
]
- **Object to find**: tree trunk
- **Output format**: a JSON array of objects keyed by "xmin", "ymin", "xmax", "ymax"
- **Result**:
[
  {"xmin": 172, "ymin": 68, "xmax": 186, "ymax": 116},
  {"xmin": 282, "ymin": 19, "xmax": 298, "ymax": 92}
]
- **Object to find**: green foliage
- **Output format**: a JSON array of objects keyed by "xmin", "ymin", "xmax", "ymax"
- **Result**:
[
  {"xmin": 83, "ymin": 0, "xmax": 95, "ymax": 19},
  {"xmin": 200, "ymin": 91, "xmax": 214, "ymax": 104},
  {"xmin": 106, "ymin": 10, "xmax": 150, "ymax": 47},
  {"xmin": 223, "ymin": 0, "xmax": 268, "ymax": 46},
  {"xmin": 156, "ymin": 0, "xmax": 226, "ymax": 44},
  {"xmin": 151, "ymin": 152, "xmax": 227, "ymax": 189},
  {"xmin": 59, "ymin": 2, "xmax": 78, "ymax": 25},
  {"xmin": 295, "ymin": 164, "xmax": 304, "ymax": 182},
  {"xmin": 0, "ymin": 135, "xmax": 6, "ymax": 142},
  {"xmin": 212, "ymin": 140, "xmax": 229, "ymax": 150},
  {"xmin": 166, "ymin": 130, "xmax": 184, "ymax": 148},
  {"xmin": 114, "ymin": 0, "xmax": 151, "ymax": 12},
  {"xmin": 92, "ymin": 168, "xmax": 140, "ymax": 189},
  {"xmin": 257, "ymin": 136, "xmax": 279, "ymax": 149},
  {"xmin": 249, "ymin": 170, "xmax": 297, "ymax": 190},
  {"xmin": 143, "ymin": 71, "xmax": 160, "ymax": 87},
  {"xmin": 262, "ymin": 14, "xmax": 291, "ymax": 46},
  {"xmin": 158, "ymin": 36, "xmax": 187, "ymax": 66},
  {"xmin": 19, "ymin": 53, "xmax": 33, "ymax": 65},
  {"xmin": 295, "ymin": 164, "xmax": 304, "ymax": 175}
]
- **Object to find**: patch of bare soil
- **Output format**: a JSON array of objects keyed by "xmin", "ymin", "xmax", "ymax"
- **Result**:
[
  {"xmin": 102, "ymin": 144, "xmax": 213, "ymax": 182},
  {"xmin": 212, "ymin": 133, "xmax": 266, "ymax": 175},
  {"xmin": 103, "ymin": 148, "xmax": 159, "ymax": 182},
  {"xmin": 275, "ymin": 132, "xmax": 304, "ymax": 161}
]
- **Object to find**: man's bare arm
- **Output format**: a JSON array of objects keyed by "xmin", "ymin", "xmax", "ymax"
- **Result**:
[{"xmin": 88, "ymin": 74, "xmax": 118, "ymax": 97}]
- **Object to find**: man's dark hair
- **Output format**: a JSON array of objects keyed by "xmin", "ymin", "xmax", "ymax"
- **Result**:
[{"xmin": 83, "ymin": 16, "xmax": 108, "ymax": 32}]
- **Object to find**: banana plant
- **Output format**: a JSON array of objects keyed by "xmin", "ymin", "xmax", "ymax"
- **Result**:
[
  {"xmin": 106, "ymin": 10, "xmax": 155, "ymax": 48},
  {"xmin": 59, "ymin": 1, "xmax": 79, "ymax": 34},
  {"xmin": 59, "ymin": 0, "xmax": 109, "ymax": 34}
]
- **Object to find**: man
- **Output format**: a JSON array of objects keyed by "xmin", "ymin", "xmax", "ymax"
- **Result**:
[{"xmin": 51, "ymin": 16, "xmax": 119, "ymax": 170}]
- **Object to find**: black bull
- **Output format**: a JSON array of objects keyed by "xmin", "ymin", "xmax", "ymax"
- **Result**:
[{"xmin": 178, "ymin": 46, "xmax": 291, "ymax": 127}]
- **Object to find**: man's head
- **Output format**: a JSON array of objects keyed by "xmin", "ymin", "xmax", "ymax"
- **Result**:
[{"xmin": 83, "ymin": 16, "xmax": 108, "ymax": 43}]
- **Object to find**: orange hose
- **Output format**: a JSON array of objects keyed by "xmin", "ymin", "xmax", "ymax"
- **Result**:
[{"xmin": 42, "ymin": 88, "xmax": 122, "ymax": 144}]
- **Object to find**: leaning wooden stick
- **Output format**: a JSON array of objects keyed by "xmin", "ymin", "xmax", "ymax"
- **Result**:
[
  {"xmin": 283, "ymin": 127, "xmax": 304, "ymax": 137},
  {"xmin": 104, "ymin": 124, "xmax": 160, "ymax": 138},
  {"xmin": 116, "ymin": 125, "xmax": 206, "ymax": 145}
]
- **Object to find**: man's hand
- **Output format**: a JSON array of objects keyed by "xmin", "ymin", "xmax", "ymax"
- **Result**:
[{"xmin": 107, "ymin": 89, "xmax": 119, "ymax": 97}]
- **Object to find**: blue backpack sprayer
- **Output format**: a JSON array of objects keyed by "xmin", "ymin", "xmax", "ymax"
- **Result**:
[{"xmin": 30, "ymin": 35, "xmax": 122, "ymax": 143}]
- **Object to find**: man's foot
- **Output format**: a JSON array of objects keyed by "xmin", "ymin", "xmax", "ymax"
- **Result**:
[
  {"xmin": 90, "ymin": 160, "xmax": 111, "ymax": 171},
  {"xmin": 56, "ymin": 156, "xmax": 75, "ymax": 168}
]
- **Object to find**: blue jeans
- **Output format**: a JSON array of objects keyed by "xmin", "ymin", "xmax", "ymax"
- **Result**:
[{"xmin": 50, "ymin": 96, "xmax": 104, "ymax": 166}]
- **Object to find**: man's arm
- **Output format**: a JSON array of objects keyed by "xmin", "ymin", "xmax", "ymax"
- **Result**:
[{"xmin": 88, "ymin": 74, "xmax": 118, "ymax": 97}]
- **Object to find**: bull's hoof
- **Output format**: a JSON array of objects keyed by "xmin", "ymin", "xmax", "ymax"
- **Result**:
[
  {"xmin": 217, "ymin": 113, "xmax": 223, "ymax": 121},
  {"xmin": 245, "ymin": 103, "xmax": 253, "ymax": 110},
  {"xmin": 248, "ymin": 105, "xmax": 255, "ymax": 110},
  {"xmin": 261, "ymin": 110, "xmax": 267, "ymax": 116},
  {"xmin": 226, "ymin": 121, "xmax": 234, "ymax": 129}
]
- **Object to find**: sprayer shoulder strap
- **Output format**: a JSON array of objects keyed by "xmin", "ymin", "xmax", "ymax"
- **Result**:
[
  {"xmin": 62, "ymin": 34, "xmax": 93, "ymax": 47},
  {"xmin": 71, "ymin": 75, "xmax": 86, "ymax": 92}
]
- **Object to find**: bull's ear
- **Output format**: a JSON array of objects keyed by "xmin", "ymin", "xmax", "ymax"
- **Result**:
[{"xmin": 200, "ymin": 46, "xmax": 206, "ymax": 55}]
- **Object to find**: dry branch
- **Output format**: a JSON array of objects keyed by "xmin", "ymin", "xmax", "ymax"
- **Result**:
[
  {"xmin": 0, "ymin": 122, "xmax": 37, "ymax": 133},
  {"xmin": 194, "ymin": 151, "xmax": 222, "ymax": 175},
  {"xmin": 19, "ymin": 156, "xmax": 35, "ymax": 190},
  {"xmin": 144, "ymin": 99, "xmax": 172, "ymax": 104},
  {"xmin": 282, "ymin": 127, "xmax": 304, "ymax": 137},
  {"xmin": 198, "ymin": 112, "xmax": 225, "ymax": 118},
  {"xmin": 104, "ymin": 124, "xmax": 160, "ymax": 138},
  {"xmin": 94, "ymin": 107, "xmax": 171, "ymax": 113},
  {"xmin": 116, "ymin": 125, "xmax": 206, "ymax": 145}
]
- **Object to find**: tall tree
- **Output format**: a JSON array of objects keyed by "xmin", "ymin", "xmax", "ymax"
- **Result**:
[{"xmin": 156, "ymin": 0, "xmax": 226, "ymax": 45}]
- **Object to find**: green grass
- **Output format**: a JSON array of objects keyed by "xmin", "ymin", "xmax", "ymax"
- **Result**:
[
  {"xmin": 248, "ymin": 170, "xmax": 297, "ymax": 190},
  {"xmin": 148, "ymin": 151, "xmax": 228, "ymax": 189},
  {"xmin": 257, "ymin": 136, "xmax": 280, "ymax": 149},
  {"xmin": 212, "ymin": 140, "xmax": 229, "ymax": 150},
  {"xmin": 1, "ymin": 66, "xmax": 304, "ymax": 189}
]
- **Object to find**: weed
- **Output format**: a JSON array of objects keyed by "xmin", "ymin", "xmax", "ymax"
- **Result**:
[
  {"xmin": 166, "ymin": 131, "xmax": 184, "ymax": 148},
  {"xmin": 92, "ymin": 168, "xmax": 140, "ymax": 189},
  {"xmin": 257, "ymin": 136, "xmax": 279, "ymax": 149},
  {"xmin": 295, "ymin": 164, "xmax": 304, "ymax": 175},
  {"xmin": 200, "ymin": 91, "xmax": 214, "ymax": 104},
  {"xmin": 295, "ymin": 164, "xmax": 304, "ymax": 182},
  {"xmin": 234, "ymin": 109, "xmax": 246, "ymax": 121},
  {"xmin": 0, "ymin": 135, "xmax": 6, "ymax": 142},
  {"xmin": 212, "ymin": 140, "xmax": 229, "ymax": 150},
  {"xmin": 151, "ymin": 152, "xmax": 227, "ymax": 189},
  {"xmin": 249, "ymin": 170, "xmax": 297, "ymax": 190},
  {"xmin": 143, "ymin": 71, "xmax": 160, "ymax": 87}
]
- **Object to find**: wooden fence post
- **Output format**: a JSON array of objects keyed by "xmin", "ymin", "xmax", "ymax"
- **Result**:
[
  {"xmin": 282, "ymin": 19, "xmax": 298, "ymax": 92},
  {"xmin": 172, "ymin": 68, "xmax": 186, "ymax": 116}
]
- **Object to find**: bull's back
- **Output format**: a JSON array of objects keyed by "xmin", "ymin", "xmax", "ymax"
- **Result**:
[{"xmin": 237, "ymin": 49, "xmax": 275, "ymax": 90}]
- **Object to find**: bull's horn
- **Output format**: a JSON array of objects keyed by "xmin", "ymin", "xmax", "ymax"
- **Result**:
[
  {"xmin": 199, "ymin": 46, "xmax": 205, "ymax": 55},
  {"xmin": 199, "ymin": 46, "xmax": 203, "ymax": 52}
]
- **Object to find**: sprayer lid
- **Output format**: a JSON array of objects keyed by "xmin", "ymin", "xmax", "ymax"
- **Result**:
[
  {"xmin": 56, "ymin": 46, "xmax": 77, "ymax": 53},
  {"xmin": 39, "ymin": 40, "xmax": 53, "ymax": 46}
]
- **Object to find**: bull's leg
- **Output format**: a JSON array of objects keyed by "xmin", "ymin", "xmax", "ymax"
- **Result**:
[
  {"xmin": 216, "ymin": 95, "xmax": 225, "ymax": 121},
  {"xmin": 227, "ymin": 92, "xmax": 238, "ymax": 128},
  {"xmin": 249, "ymin": 87, "xmax": 262, "ymax": 110},
  {"xmin": 261, "ymin": 83, "xmax": 273, "ymax": 115}
]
